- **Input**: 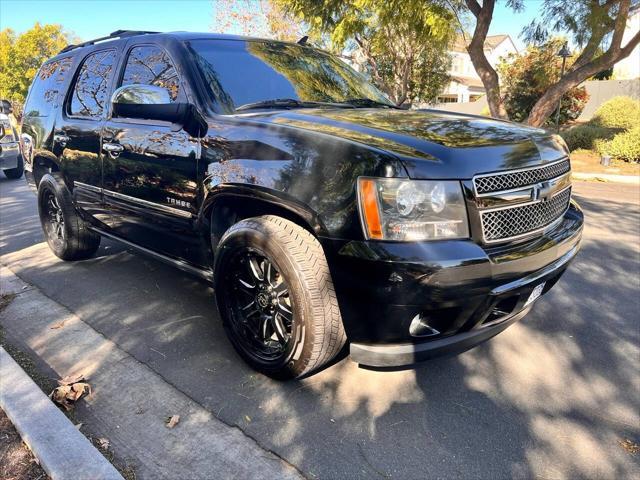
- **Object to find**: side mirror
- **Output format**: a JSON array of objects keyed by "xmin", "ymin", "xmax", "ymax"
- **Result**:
[
  {"xmin": 111, "ymin": 84, "xmax": 207, "ymax": 137},
  {"xmin": 0, "ymin": 99, "xmax": 12, "ymax": 114}
]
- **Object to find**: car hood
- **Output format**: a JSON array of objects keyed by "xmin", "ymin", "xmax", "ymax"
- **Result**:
[{"xmin": 243, "ymin": 108, "xmax": 569, "ymax": 179}]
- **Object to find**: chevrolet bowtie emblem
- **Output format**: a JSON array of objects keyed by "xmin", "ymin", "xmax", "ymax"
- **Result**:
[{"xmin": 533, "ymin": 181, "xmax": 553, "ymax": 202}]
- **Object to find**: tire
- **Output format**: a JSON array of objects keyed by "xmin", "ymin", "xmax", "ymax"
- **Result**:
[
  {"xmin": 214, "ymin": 215, "xmax": 346, "ymax": 379},
  {"xmin": 37, "ymin": 173, "xmax": 100, "ymax": 261},
  {"xmin": 3, "ymin": 154, "xmax": 23, "ymax": 179}
]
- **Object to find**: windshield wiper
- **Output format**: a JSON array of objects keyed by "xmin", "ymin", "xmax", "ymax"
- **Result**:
[
  {"xmin": 342, "ymin": 98, "xmax": 400, "ymax": 109},
  {"xmin": 235, "ymin": 98, "xmax": 350, "ymax": 112}
]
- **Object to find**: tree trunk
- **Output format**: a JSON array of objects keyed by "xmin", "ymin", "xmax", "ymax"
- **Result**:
[{"xmin": 464, "ymin": 0, "xmax": 508, "ymax": 119}]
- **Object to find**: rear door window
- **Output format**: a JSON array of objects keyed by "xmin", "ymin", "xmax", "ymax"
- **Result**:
[
  {"xmin": 119, "ymin": 45, "xmax": 183, "ymax": 102},
  {"xmin": 68, "ymin": 50, "xmax": 118, "ymax": 118},
  {"xmin": 23, "ymin": 57, "xmax": 73, "ymax": 117}
]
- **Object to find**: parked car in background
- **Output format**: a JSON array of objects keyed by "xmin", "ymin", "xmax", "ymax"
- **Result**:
[
  {"xmin": 21, "ymin": 30, "xmax": 583, "ymax": 379},
  {"xmin": 0, "ymin": 100, "xmax": 23, "ymax": 179}
]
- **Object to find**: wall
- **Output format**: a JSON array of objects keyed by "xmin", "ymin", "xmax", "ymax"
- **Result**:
[{"xmin": 578, "ymin": 79, "xmax": 640, "ymax": 121}]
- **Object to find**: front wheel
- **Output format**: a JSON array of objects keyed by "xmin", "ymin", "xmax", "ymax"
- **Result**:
[
  {"xmin": 214, "ymin": 215, "xmax": 346, "ymax": 379},
  {"xmin": 37, "ymin": 173, "xmax": 100, "ymax": 261}
]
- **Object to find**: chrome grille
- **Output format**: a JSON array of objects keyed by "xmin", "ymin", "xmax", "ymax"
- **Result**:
[
  {"xmin": 474, "ymin": 159, "xmax": 571, "ymax": 194},
  {"xmin": 481, "ymin": 187, "xmax": 571, "ymax": 242}
]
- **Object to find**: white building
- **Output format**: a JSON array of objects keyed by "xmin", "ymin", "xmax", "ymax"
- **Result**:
[
  {"xmin": 613, "ymin": 5, "xmax": 640, "ymax": 80},
  {"xmin": 436, "ymin": 34, "xmax": 518, "ymax": 104}
]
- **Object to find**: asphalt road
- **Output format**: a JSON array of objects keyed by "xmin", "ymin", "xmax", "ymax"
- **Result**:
[{"xmin": 1, "ymin": 175, "xmax": 639, "ymax": 479}]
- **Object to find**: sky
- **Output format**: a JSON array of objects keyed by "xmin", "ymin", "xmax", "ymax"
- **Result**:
[{"xmin": 0, "ymin": 0, "xmax": 543, "ymax": 50}]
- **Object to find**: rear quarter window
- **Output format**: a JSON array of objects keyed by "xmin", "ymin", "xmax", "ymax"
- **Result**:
[{"xmin": 23, "ymin": 57, "xmax": 73, "ymax": 118}]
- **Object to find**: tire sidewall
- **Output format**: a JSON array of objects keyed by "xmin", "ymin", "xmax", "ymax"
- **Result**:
[{"xmin": 214, "ymin": 223, "xmax": 316, "ymax": 378}]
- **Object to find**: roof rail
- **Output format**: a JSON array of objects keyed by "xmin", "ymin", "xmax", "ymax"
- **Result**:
[{"xmin": 59, "ymin": 30, "xmax": 159, "ymax": 54}]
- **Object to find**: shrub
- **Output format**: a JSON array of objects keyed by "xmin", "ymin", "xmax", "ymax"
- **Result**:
[
  {"xmin": 595, "ymin": 126, "xmax": 640, "ymax": 162},
  {"xmin": 591, "ymin": 96, "xmax": 640, "ymax": 130},
  {"xmin": 561, "ymin": 124, "xmax": 617, "ymax": 151}
]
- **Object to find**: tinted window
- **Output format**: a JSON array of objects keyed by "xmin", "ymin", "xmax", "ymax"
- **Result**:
[
  {"xmin": 23, "ymin": 57, "xmax": 73, "ymax": 117},
  {"xmin": 120, "ymin": 46, "xmax": 182, "ymax": 101},
  {"xmin": 186, "ymin": 40, "xmax": 392, "ymax": 113},
  {"xmin": 69, "ymin": 50, "xmax": 117, "ymax": 118}
]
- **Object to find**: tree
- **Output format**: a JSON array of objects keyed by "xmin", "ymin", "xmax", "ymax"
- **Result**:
[
  {"xmin": 0, "ymin": 23, "xmax": 71, "ymax": 119},
  {"xmin": 275, "ymin": 0, "xmax": 456, "ymax": 106},
  {"xmin": 498, "ymin": 39, "xmax": 589, "ymax": 125},
  {"xmin": 523, "ymin": 0, "xmax": 640, "ymax": 126},
  {"xmin": 457, "ymin": 0, "xmax": 640, "ymax": 126},
  {"xmin": 211, "ymin": 0, "xmax": 306, "ymax": 42}
]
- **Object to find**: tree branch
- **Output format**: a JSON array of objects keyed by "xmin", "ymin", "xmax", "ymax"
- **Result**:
[{"xmin": 465, "ymin": 0, "xmax": 481, "ymax": 17}]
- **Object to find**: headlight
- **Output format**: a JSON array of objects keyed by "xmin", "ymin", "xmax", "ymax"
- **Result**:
[{"xmin": 357, "ymin": 177, "xmax": 469, "ymax": 241}]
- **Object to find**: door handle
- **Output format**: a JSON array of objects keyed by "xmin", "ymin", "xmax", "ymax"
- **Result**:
[
  {"xmin": 53, "ymin": 134, "xmax": 70, "ymax": 147},
  {"xmin": 102, "ymin": 142, "xmax": 124, "ymax": 156}
]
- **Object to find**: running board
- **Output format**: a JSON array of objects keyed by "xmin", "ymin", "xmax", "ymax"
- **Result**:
[{"xmin": 88, "ymin": 226, "xmax": 213, "ymax": 282}]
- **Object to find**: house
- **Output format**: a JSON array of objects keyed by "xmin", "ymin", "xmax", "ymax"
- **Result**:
[
  {"xmin": 436, "ymin": 34, "xmax": 518, "ymax": 104},
  {"xmin": 613, "ymin": 4, "xmax": 640, "ymax": 80}
]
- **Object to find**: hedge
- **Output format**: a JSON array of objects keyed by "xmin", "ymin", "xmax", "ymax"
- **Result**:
[
  {"xmin": 596, "ymin": 126, "xmax": 640, "ymax": 163},
  {"xmin": 591, "ymin": 96, "xmax": 640, "ymax": 130}
]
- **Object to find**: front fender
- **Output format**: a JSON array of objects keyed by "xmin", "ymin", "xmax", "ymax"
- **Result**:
[{"xmin": 200, "ymin": 182, "xmax": 328, "ymax": 236}]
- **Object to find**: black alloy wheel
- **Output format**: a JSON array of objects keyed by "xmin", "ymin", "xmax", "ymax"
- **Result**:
[
  {"xmin": 42, "ymin": 189, "xmax": 66, "ymax": 247},
  {"xmin": 224, "ymin": 249, "xmax": 295, "ymax": 363}
]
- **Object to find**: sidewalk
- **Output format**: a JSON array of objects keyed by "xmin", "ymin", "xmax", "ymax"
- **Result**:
[
  {"xmin": 573, "ymin": 171, "xmax": 640, "ymax": 184},
  {"xmin": 0, "ymin": 264, "xmax": 302, "ymax": 480}
]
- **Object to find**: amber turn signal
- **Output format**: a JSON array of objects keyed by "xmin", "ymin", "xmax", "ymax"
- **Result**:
[{"xmin": 358, "ymin": 178, "xmax": 383, "ymax": 239}]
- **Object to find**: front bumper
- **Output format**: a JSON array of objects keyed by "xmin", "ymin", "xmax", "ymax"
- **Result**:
[{"xmin": 322, "ymin": 201, "xmax": 584, "ymax": 367}]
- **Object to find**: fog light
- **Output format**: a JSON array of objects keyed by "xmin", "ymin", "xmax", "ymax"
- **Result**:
[{"xmin": 409, "ymin": 314, "xmax": 440, "ymax": 337}]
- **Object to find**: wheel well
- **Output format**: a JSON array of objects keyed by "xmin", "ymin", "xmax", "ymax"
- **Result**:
[
  {"xmin": 208, "ymin": 196, "xmax": 319, "ymax": 252},
  {"xmin": 32, "ymin": 155, "xmax": 60, "ymax": 186}
]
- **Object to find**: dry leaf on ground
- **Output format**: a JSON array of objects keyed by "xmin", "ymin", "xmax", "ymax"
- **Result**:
[
  {"xmin": 166, "ymin": 415, "xmax": 180, "ymax": 428},
  {"xmin": 97, "ymin": 438, "xmax": 110, "ymax": 450},
  {"xmin": 49, "ymin": 377, "xmax": 92, "ymax": 411},
  {"xmin": 50, "ymin": 320, "xmax": 66, "ymax": 329}
]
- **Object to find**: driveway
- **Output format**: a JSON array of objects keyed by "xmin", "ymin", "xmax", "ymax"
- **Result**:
[{"xmin": 1, "ymin": 177, "xmax": 638, "ymax": 479}]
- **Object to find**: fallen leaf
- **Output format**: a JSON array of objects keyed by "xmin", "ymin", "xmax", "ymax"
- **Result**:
[
  {"xmin": 330, "ymin": 418, "xmax": 335, "ymax": 423},
  {"xmin": 50, "ymin": 320, "xmax": 66, "ymax": 330},
  {"xmin": 619, "ymin": 439, "xmax": 639, "ymax": 455},
  {"xmin": 97, "ymin": 438, "xmax": 110, "ymax": 450},
  {"xmin": 70, "ymin": 382, "xmax": 91, "ymax": 401},
  {"xmin": 50, "ymin": 378, "xmax": 91, "ymax": 410},
  {"xmin": 166, "ymin": 415, "xmax": 180, "ymax": 428},
  {"xmin": 244, "ymin": 415, "xmax": 251, "ymax": 423},
  {"xmin": 75, "ymin": 423, "xmax": 83, "ymax": 430}
]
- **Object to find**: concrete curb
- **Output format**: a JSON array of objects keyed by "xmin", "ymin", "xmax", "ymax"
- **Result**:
[
  {"xmin": 0, "ymin": 346, "xmax": 123, "ymax": 480},
  {"xmin": 573, "ymin": 172, "xmax": 640, "ymax": 184}
]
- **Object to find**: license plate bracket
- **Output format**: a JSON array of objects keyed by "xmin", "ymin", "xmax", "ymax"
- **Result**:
[{"xmin": 525, "ymin": 282, "xmax": 545, "ymax": 307}]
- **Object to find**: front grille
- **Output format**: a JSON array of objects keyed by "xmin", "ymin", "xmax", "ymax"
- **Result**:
[
  {"xmin": 481, "ymin": 187, "xmax": 571, "ymax": 242},
  {"xmin": 474, "ymin": 159, "xmax": 571, "ymax": 194}
]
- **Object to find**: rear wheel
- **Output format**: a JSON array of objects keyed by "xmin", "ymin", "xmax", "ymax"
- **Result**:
[
  {"xmin": 3, "ymin": 154, "xmax": 23, "ymax": 179},
  {"xmin": 37, "ymin": 173, "xmax": 100, "ymax": 260},
  {"xmin": 214, "ymin": 215, "xmax": 345, "ymax": 379}
]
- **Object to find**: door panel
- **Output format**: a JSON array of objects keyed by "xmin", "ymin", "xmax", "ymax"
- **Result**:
[
  {"xmin": 57, "ymin": 49, "xmax": 118, "ymax": 227},
  {"xmin": 101, "ymin": 121, "xmax": 205, "ymax": 266}
]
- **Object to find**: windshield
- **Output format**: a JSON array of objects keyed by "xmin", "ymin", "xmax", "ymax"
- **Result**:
[{"xmin": 185, "ymin": 39, "xmax": 394, "ymax": 113}]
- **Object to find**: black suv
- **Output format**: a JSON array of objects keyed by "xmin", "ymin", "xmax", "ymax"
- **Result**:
[{"xmin": 21, "ymin": 30, "xmax": 583, "ymax": 378}]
